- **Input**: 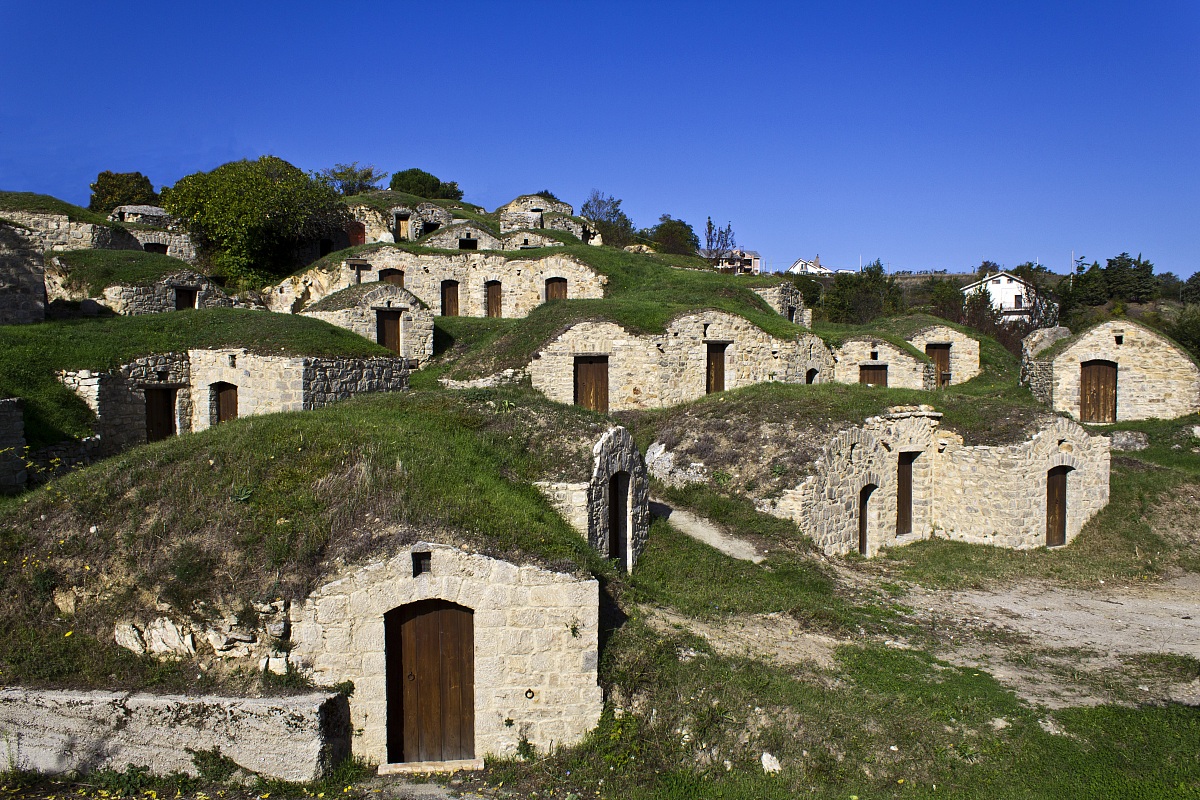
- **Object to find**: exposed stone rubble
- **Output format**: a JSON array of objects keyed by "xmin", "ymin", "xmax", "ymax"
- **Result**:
[{"xmin": 0, "ymin": 221, "xmax": 46, "ymax": 324}]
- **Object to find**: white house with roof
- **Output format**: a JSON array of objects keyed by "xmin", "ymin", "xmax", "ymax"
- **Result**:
[
  {"xmin": 961, "ymin": 271, "xmax": 1053, "ymax": 320},
  {"xmin": 788, "ymin": 255, "xmax": 832, "ymax": 275}
]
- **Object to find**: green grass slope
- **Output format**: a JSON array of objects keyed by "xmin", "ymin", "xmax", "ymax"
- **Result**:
[
  {"xmin": 49, "ymin": 249, "xmax": 197, "ymax": 297},
  {"xmin": 0, "ymin": 190, "xmax": 114, "ymax": 226}
]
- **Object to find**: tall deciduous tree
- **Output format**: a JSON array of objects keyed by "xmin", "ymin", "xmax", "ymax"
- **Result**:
[
  {"xmin": 388, "ymin": 168, "xmax": 463, "ymax": 200},
  {"xmin": 162, "ymin": 156, "xmax": 349, "ymax": 287},
  {"xmin": 580, "ymin": 190, "xmax": 635, "ymax": 248},
  {"xmin": 88, "ymin": 171, "xmax": 159, "ymax": 213},
  {"xmin": 823, "ymin": 260, "xmax": 905, "ymax": 324},
  {"xmin": 645, "ymin": 214, "xmax": 699, "ymax": 256},
  {"xmin": 703, "ymin": 217, "xmax": 736, "ymax": 268},
  {"xmin": 318, "ymin": 162, "xmax": 389, "ymax": 196}
]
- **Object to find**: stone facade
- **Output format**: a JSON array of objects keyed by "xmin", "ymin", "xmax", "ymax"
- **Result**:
[
  {"xmin": 289, "ymin": 543, "xmax": 603, "ymax": 766},
  {"xmin": 0, "ymin": 221, "xmax": 46, "ymax": 324},
  {"xmin": 771, "ymin": 410, "xmax": 1110, "ymax": 556},
  {"xmin": 0, "ymin": 398, "xmax": 27, "ymax": 493},
  {"xmin": 351, "ymin": 202, "xmax": 456, "ymax": 244},
  {"xmin": 751, "ymin": 283, "xmax": 811, "ymax": 327},
  {"xmin": 97, "ymin": 269, "xmax": 230, "ymax": 315},
  {"xmin": 504, "ymin": 230, "xmax": 564, "ymax": 250},
  {"xmin": 497, "ymin": 194, "xmax": 575, "ymax": 217},
  {"xmin": 421, "ymin": 223, "xmax": 505, "ymax": 251},
  {"xmin": 0, "ymin": 688, "xmax": 349, "ymax": 782},
  {"xmin": 833, "ymin": 337, "xmax": 934, "ymax": 390},
  {"xmin": 1022, "ymin": 320, "xmax": 1200, "ymax": 421},
  {"xmin": 268, "ymin": 249, "xmax": 606, "ymax": 317},
  {"xmin": 905, "ymin": 325, "xmax": 981, "ymax": 386},
  {"xmin": 536, "ymin": 427, "xmax": 651, "ymax": 571},
  {"xmin": 301, "ymin": 283, "xmax": 435, "ymax": 367},
  {"xmin": 108, "ymin": 205, "xmax": 173, "ymax": 227},
  {"xmin": 529, "ymin": 312, "xmax": 836, "ymax": 411},
  {"xmin": 0, "ymin": 210, "xmax": 142, "ymax": 253},
  {"xmin": 128, "ymin": 229, "xmax": 198, "ymax": 263}
]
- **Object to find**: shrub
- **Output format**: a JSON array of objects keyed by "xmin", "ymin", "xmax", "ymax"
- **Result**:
[{"xmin": 88, "ymin": 171, "xmax": 159, "ymax": 213}]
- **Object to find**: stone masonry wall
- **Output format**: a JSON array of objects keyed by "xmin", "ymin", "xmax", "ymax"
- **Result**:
[
  {"xmin": 0, "ymin": 398, "xmax": 27, "ymax": 493},
  {"xmin": 498, "ymin": 195, "xmax": 574, "ymax": 216},
  {"xmin": 187, "ymin": 350, "xmax": 308, "ymax": 431},
  {"xmin": 289, "ymin": 543, "xmax": 603, "ymax": 765},
  {"xmin": 505, "ymin": 230, "xmax": 564, "ymax": 249},
  {"xmin": 751, "ymin": 283, "xmax": 812, "ymax": 328},
  {"xmin": 101, "ymin": 270, "xmax": 230, "ymax": 315},
  {"xmin": 0, "ymin": 222, "xmax": 45, "ymax": 324},
  {"xmin": 906, "ymin": 325, "xmax": 981, "ymax": 385},
  {"xmin": 0, "ymin": 688, "xmax": 350, "ymax": 782},
  {"xmin": 0, "ymin": 211, "xmax": 142, "ymax": 253},
  {"xmin": 302, "ymin": 357, "xmax": 408, "ymax": 408},
  {"xmin": 1046, "ymin": 321, "xmax": 1200, "ymax": 421},
  {"xmin": 422, "ymin": 223, "xmax": 506, "ymax": 251},
  {"xmin": 833, "ymin": 338, "xmax": 931, "ymax": 389},
  {"xmin": 128, "ymin": 229, "xmax": 198, "ymax": 263},
  {"xmin": 301, "ymin": 285, "xmax": 435, "ymax": 366}
]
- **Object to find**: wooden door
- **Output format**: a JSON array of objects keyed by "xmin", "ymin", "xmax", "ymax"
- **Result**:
[
  {"xmin": 546, "ymin": 277, "xmax": 568, "ymax": 301},
  {"xmin": 214, "ymin": 383, "xmax": 237, "ymax": 424},
  {"xmin": 144, "ymin": 388, "xmax": 176, "ymax": 442},
  {"xmin": 859, "ymin": 484, "xmax": 875, "ymax": 555},
  {"xmin": 859, "ymin": 365, "xmax": 888, "ymax": 387},
  {"xmin": 385, "ymin": 600, "xmax": 475, "ymax": 764},
  {"xmin": 1080, "ymin": 360, "xmax": 1117, "ymax": 423},
  {"xmin": 574, "ymin": 356, "xmax": 609, "ymax": 413},
  {"xmin": 395, "ymin": 215, "xmax": 410, "ymax": 240},
  {"xmin": 896, "ymin": 453, "xmax": 917, "ymax": 536},
  {"xmin": 485, "ymin": 281, "xmax": 502, "ymax": 318},
  {"xmin": 348, "ymin": 222, "xmax": 366, "ymax": 247},
  {"xmin": 174, "ymin": 288, "xmax": 197, "ymax": 310},
  {"xmin": 380, "ymin": 269, "xmax": 405, "ymax": 287},
  {"xmin": 1046, "ymin": 466, "xmax": 1069, "ymax": 547},
  {"xmin": 609, "ymin": 471, "xmax": 629, "ymax": 568},
  {"xmin": 441, "ymin": 281, "xmax": 459, "ymax": 317},
  {"xmin": 926, "ymin": 344, "xmax": 951, "ymax": 387},
  {"xmin": 706, "ymin": 343, "xmax": 727, "ymax": 394},
  {"xmin": 377, "ymin": 310, "xmax": 403, "ymax": 354}
]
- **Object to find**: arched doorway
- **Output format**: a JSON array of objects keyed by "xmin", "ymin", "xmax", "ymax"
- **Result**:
[
  {"xmin": 211, "ymin": 382, "xmax": 237, "ymax": 424},
  {"xmin": 609, "ymin": 471, "xmax": 630, "ymax": 569},
  {"xmin": 384, "ymin": 599, "xmax": 475, "ymax": 764},
  {"xmin": 379, "ymin": 269, "xmax": 404, "ymax": 287},
  {"xmin": 1046, "ymin": 466, "xmax": 1072, "ymax": 547},
  {"xmin": 545, "ymin": 277, "xmax": 568, "ymax": 301},
  {"xmin": 858, "ymin": 484, "xmax": 876, "ymax": 555},
  {"xmin": 1080, "ymin": 360, "xmax": 1117, "ymax": 423},
  {"xmin": 805, "ymin": 368, "xmax": 818, "ymax": 384}
]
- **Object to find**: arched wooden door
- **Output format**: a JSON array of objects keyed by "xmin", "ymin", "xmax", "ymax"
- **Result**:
[
  {"xmin": 926, "ymin": 344, "xmax": 951, "ymax": 388},
  {"xmin": 545, "ymin": 277, "xmax": 568, "ymax": 301},
  {"xmin": 385, "ymin": 600, "xmax": 475, "ymax": 764},
  {"xmin": 859, "ymin": 484, "xmax": 876, "ymax": 555},
  {"xmin": 1080, "ymin": 360, "xmax": 1117, "ymax": 422},
  {"xmin": 377, "ymin": 309, "xmax": 403, "ymax": 354},
  {"xmin": 1046, "ymin": 466, "xmax": 1070, "ymax": 547}
]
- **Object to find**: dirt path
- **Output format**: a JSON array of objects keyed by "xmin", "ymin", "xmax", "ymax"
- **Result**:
[{"xmin": 650, "ymin": 499, "xmax": 764, "ymax": 563}]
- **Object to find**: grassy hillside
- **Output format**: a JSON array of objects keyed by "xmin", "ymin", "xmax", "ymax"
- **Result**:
[
  {"xmin": 0, "ymin": 190, "xmax": 114, "ymax": 226},
  {"xmin": 49, "ymin": 249, "xmax": 197, "ymax": 297},
  {"xmin": 0, "ymin": 308, "xmax": 391, "ymax": 447}
]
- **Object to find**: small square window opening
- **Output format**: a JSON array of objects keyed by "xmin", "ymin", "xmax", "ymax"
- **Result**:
[{"xmin": 412, "ymin": 551, "xmax": 432, "ymax": 577}]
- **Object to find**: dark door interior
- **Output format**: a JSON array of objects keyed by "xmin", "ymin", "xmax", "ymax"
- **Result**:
[
  {"xmin": 143, "ymin": 242, "xmax": 169, "ymax": 255},
  {"xmin": 385, "ymin": 600, "xmax": 475, "ymax": 764},
  {"xmin": 706, "ymin": 343, "xmax": 727, "ymax": 394},
  {"xmin": 926, "ymin": 344, "xmax": 951, "ymax": 387},
  {"xmin": 1080, "ymin": 360, "xmax": 1117, "ymax": 423},
  {"xmin": 1046, "ymin": 466, "xmax": 1070, "ymax": 547},
  {"xmin": 574, "ymin": 356, "xmax": 609, "ymax": 413},
  {"xmin": 859, "ymin": 365, "xmax": 888, "ymax": 387},
  {"xmin": 897, "ymin": 452, "xmax": 917, "ymax": 536},
  {"xmin": 377, "ymin": 309, "xmax": 403, "ymax": 354},
  {"xmin": 214, "ymin": 382, "xmax": 237, "ymax": 424},
  {"xmin": 859, "ymin": 484, "xmax": 875, "ymax": 555},
  {"xmin": 144, "ymin": 387, "xmax": 176, "ymax": 442},
  {"xmin": 174, "ymin": 288, "xmax": 197, "ymax": 310},
  {"xmin": 441, "ymin": 281, "xmax": 459, "ymax": 317},
  {"xmin": 609, "ymin": 471, "xmax": 629, "ymax": 568}
]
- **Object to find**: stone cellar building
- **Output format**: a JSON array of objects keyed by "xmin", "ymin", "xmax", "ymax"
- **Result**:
[
  {"xmin": 300, "ymin": 283, "xmax": 435, "ymax": 367},
  {"xmin": 832, "ymin": 336, "xmax": 935, "ymax": 389},
  {"xmin": 59, "ymin": 267, "xmax": 231, "ymax": 316},
  {"xmin": 420, "ymin": 222, "xmax": 506, "ymax": 252},
  {"xmin": 1022, "ymin": 320, "xmax": 1200, "ymax": 422},
  {"xmin": 771, "ymin": 409, "xmax": 1110, "ymax": 556},
  {"xmin": 751, "ymin": 282, "xmax": 811, "ymax": 326},
  {"xmin": 905, "ymin": 324, "xmax": 981, "ymax": 387}
]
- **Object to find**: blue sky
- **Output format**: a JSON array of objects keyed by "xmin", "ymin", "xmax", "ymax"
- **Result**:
[{"xmin": 2, "ymin": 1, "xmax": 1197, "ymax": 275}]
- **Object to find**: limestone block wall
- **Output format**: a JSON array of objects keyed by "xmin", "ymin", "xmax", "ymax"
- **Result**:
[
  {"xmin": 302, "ymin": 357, "xmax": 408, "ymax": 408},
  {"xmin": 0, "ymin": 211, "xmax": 142, "ymax": 253},
  {"xmin": 422, "ymin": 223, "xmax": 505, "ymax": 251},
  {"xmin": 770, "ymin": 410, "xmax": 1110, "ymax": 556},
  {"xmin": 0, "ymin": 398, "xmax": 27, "ymax": 493},
  {"xmin": 499, "ymin": 210, "xmax": 542, "ymax": 234},
  {"xmin": 544, "ymin": 214, "xmax": 594, "ymax": 243},
  {"xmin": 505, "ymin": 230, "xmax": 564, "ymax": 249},
  {"xmin": 349, "ymin": 205, "xmax": 394, "ymax": 243},
  {"xmin": 530, "ymin": 321, "xmax": 662, "ymax": 409},
  {"xmin": 1041, "ymin": 321, "xmax": 1200, "ymax": 421},
  {"xmin": 906, "ymin": 325, "xmax": 981, "ymax": 385},
  {"xmin": 498, "ymin": 195, "xmax": 574, "ymax": 216},
  {"xmin": 301, "ymin": 285, "xmax": 435, "ymax": 366},
  {"xmin": 187, "ymin": 350, "xmax": 308, "ymax": 431},
  {"xmin": 289, "ymin": 544, "xmax": 603, "ymax": 765},
  {"xmin": 833, "ymin": 338, "xmax": 932, "ymax": 389},
  {"xmin": 0, "ymin": 688, "xmax": 350, "ymax": 782},
  {"xmin": 751, "ymin": 283, "xmax": 812, "ymax": 327},
  {"xmin": 100, "ymin": 270, "xmax": 230, "ymax": 315},
  {"xmin": 0, "ymin": 222, "xmax": 46, "ymax": 324},
  {"xmin": 128, "ymin": 229, "xmax": 198, "ymax": 263},
  {"xmin": 109, "ymin": 205, "xmax": 174, "ymax": 227}
]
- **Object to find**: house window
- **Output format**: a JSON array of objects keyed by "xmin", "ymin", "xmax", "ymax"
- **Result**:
[
  {"xmin": 1007, "ymin": 277, "xmax": 1013, "ymax": 283},
  {"xmin": 1014, "ymin": 294, "xmax": 1023, "ymax": 308},
  {"xmin": 412, "ymin": 551, "xmax": 432, "ymax": 577}
]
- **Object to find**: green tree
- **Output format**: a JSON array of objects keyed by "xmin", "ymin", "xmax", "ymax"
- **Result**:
[
  {"xmin": 788, "ymin": 273, "xmax": 823, "ymax": 308},
  {"xmin": 1072, "ymin": 260, "xmax": 1109, "ymax": 306},
  {"xmin": 88, "ymin": 171, "xmax": 159, "ymax": 213},
  {"xmin": 317, "ymin": 162, "xmax": 389, "ymax": 196},
  {"xmin": 928, "ymin": 278, "xmax": 965, "ymax": 322},
  {"xmin": 962, "ymin": 286, "xmax": 999, "ymax": 330},
  {"xmin": 1168, "ymin": 305, "xmax": 1200, "ymax": 360},
  {"xmin": 162, "ymin": 156, "xmax": 349, "ymax": 287},
  {"xmin": 388, "ymin": 168, "xmax": 463, "ymax": 200},
  {"xmin": 975, "ymin": 259, "xmax": 1003, "ymax": 277},
  {"xmin": 823, "ymin": 260, "xmax": 905, "ymax": 324},
  {"xmin": 1181, "ymin": 273, "xmax": 1200, "ymax": 304},
  {"xmin": 645, "ymin": 214, "xmax": 699, "ymax": 256},
  {"xmin": 1103, "ymin": 252, "xmax": 1156, "ymax": 303},
  {"xmin": 702, "ymin": 217, "xmax": 736, "ymax": 269},
  {"xmin": 580, "ymin": 190, "xmax": 635, "ymax": 248}
]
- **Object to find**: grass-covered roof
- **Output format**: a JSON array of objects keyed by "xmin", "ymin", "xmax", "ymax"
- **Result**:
[
  {"xmin": 0, "ymin": 190, "xmax": 114, "ymax": 227},
  {"xmin": 304, "ymin": 280, "xmax": 426, "ymax": 312},
  {"xmin": 49, "ymin": 249, "xmax": 198, "ymax": 297}
]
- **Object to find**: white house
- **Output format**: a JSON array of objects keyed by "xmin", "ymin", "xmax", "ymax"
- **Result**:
[
  {"xmin": 788, "ymin": 255, "xmax": 832, "ymax": 275},
  {"xmin": 960, "ymin": 271, "xmax": 1053, "ymax": 320}
]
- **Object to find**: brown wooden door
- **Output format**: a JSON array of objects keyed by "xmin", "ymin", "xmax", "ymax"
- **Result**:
[
  {"xmin": 609, "ymin": 471, "xmax": 629, "ymax": 568},
  {"xmin": 380, "ymin": 269, "xmax": 405, "ymax": 287},
  {"xmin": 546, "ymin": 277, "xmax": 567, "ymax": 301},
  {"xmin": 859, "ymin": 365, "xmax": 888, "ymax": 387},
  {"xmin": 896, "ymin": 453, "xmax": 916, "ymax": 536},
  {"xmin": 1046, "ymin": 466, "xmax": 1069, "ymax": 547},
  {"xmin": 441, "ymin": 281, "xmax": 459, "ymax": 317},
  {"xmin": 485, "ymin": 281, "xmax": 502, "ymax": 318},
  {"xmin": 385, "ymin": 600, "xmax": 475, "ymax": 764},
  {"xmin": 144, "ymin": 388, "xmax": 176, "ymax": 442},
  {"xmin": 1080, "ymin": 360, "xmax": 1117, "ymax": 422},
  {"xmin": 174, "ymin": 288, "xmax": 197, "ymax": 310},
  {"xmin": 377, "ymin": 310, "xmax": 403, "ymax": 354},
  {"xmin": 214, "ymin": 383, "xmax": 237, "ymax": 424},
  {"xmin": 926, "ymin": 344, "xmax": 951, "ymax": 387},
  {"xmin": 706, "ymin": 343, "xmax": 727, "ymax": 394},
  {"xmin": 859, "ymin": 484, "xmax": 875, "ymax": 555},
  {"xmin": 574, "ymin": 356, "xmax": 609, "ymax": 413},
  {"xmin": 348, "ymin": 222, "xmax": 366, "ymax": 247}
]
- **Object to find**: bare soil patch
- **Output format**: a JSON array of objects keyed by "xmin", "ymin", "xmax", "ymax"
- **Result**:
[{"xmin": 646, "ymin": 607, "xmax": 842, "ymax": 670}]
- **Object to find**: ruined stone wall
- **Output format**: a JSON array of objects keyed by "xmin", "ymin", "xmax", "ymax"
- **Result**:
[
  {"xmin": 750, "ymin": 283, "xmax": 812, "ymax": 328},
  {"xmin": 0, "ymin": 398, "xmax": 27, "ymax": 493},
  {"xmin": 187, "ymin": 350, "xmax": 307, "ymax": 431},
  {"xmin": 0, "ymin": 211, "xmax": 142, "ymax": 252},
  {"xmin": 505, "ymin": 230, "xmax": 564, "ymax": 249},
  {"xmin": 0, "ymin": 688, "xmax": 349, "ymax": 782},
  {"xmin": 421, "ymin": 224, "xmax": 505, "ymax": 251},
  {"xmin": 833, "ymin": 338, "xmax": 930, "ymax": 389},
  {"xmin": 349, "ymin": 205, "xmax": 394, "ymax": 243},
  {"xmin": 128, "ymin": 229, "xmax": 198, "ymax": 263},
  {"xmin": 302, "ymin": 357, "xmax": 408, "ymax": 408},
  {"xmin": 60, "ymin": 354, "xmax": 191, "ymax": 454},
  {"xmin": 301, "ymin": 285, "xmax": 435, "ymax": 366},
  {"xmin": 906, "ymin": 325, "xmax": 981, "ymax": 385},
  {"xmin": 289, "ymin": 544, "xmax": 603, "ymax": 765},
  {"xmin": 1024, "ymin": 360, "xmax": 1055, "ymax": 404},
  {"xmin": 498, "ymin": 195, "xmax": 574, "ymax": 216},
  {"xmin": 1047, "ymin": 321, "xmax": 1200, "ymax": 421},
  {"xmin": 0, "ymin": 222, "xmax": 45, "ymax": 324},
  {"xmin": 499, "ymin": 210, "xmax": 542, "ymax": 234},
  {"xmin": 100, "ymin": 270, "xmax": 230, "ymax": 315}
]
